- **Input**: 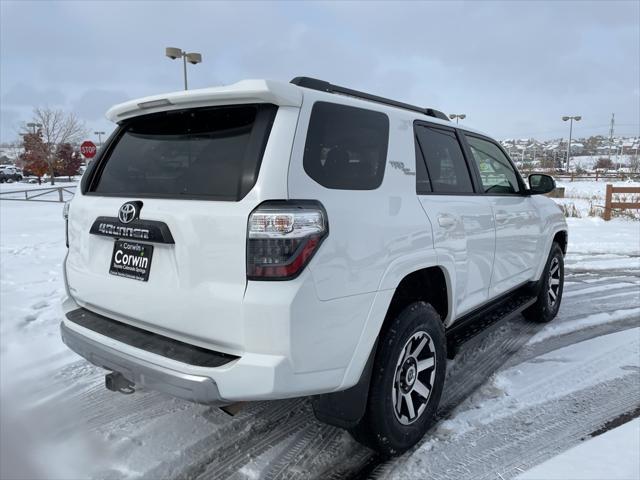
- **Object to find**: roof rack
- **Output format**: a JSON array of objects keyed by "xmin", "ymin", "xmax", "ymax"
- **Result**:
[{"xmin": 290, "ymin": 76, "xmax": 450, "ymax": 122}]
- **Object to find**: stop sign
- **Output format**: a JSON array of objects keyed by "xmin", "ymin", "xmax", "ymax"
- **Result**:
[{"xmin": 80, "ymin": 140, "xmax": 97, "ymax": 159}]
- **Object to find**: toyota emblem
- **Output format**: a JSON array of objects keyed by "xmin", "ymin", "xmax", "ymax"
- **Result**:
[{"xmin": 118, "ymin": 202, "xmax": 139, "ymax": 224}]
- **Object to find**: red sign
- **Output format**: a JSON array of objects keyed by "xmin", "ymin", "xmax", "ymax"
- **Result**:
[{"xmin": 80, "ymin": 140, "xmax": 97, "ymax": 159}]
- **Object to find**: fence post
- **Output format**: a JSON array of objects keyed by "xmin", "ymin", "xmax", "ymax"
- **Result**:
[
  {"xmin": 595, "ymin": 171, "xmax": 599, "ymax": 181},
  {"xmin": 58, "ymin": 188, "xmax": 64, "ymax": 202},
  {"xmin": 604, "ymin": 184, "xmax": 613, "ymax": 221}
]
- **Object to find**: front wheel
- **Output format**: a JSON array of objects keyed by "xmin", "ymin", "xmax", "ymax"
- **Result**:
[
  {"xmin": 523, "ymin": 242, "xmax": 564, "ymax": 323},
  {"xmin": 349, "ymin": 302, "xmax": 446, "ymax": 456}
]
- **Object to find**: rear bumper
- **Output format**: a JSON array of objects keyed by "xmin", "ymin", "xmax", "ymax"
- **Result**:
[
  {"xmin": 60, "ymin": 260, "xmax": 385, "ymax": 402},
  {"xmin": 60, "ymin": 321, "xmax": 224, "ymax": 405},
  {"xmin": 59, "ymin": 296, "xmax": 350, "ymax": 402}
]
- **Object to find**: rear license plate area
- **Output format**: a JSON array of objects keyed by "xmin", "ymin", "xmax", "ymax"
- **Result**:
[{"xmin": 109, "ymin": 240, "xmax": 153, "ymax": 282}]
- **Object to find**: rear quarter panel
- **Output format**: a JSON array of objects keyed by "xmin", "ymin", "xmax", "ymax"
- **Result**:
[{"xmin": 287, "ymin": 92, "xmax": 435, "ymax": 301}]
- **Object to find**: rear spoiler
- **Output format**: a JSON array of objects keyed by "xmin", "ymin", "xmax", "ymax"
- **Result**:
[{"xmin": 106, "ymin": 79, "xmax": 303, "ymax": 122}]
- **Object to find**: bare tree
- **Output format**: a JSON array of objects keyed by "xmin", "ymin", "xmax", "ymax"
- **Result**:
[{"xmin": 31, "ymin": 108, "xmax": 86, "ymax": 184}]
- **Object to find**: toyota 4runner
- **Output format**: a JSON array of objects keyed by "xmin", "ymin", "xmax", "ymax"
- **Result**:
[{"xmin": 60, "ymin": 77, "xmax": 567, "ymax": 455}]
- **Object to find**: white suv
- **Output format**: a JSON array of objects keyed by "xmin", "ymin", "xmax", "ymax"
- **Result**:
[
  {"xmin": 0, "ymin": 165, "xmax": 22, "ymax": 182},
  {"xmin": 60, "ymin": 77, "xmax": 567, "ymax": 455}
]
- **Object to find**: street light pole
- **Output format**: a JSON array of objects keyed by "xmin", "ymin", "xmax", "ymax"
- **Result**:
[
  {"xmin": 449, "ymin": 113, "xmax": 466, "ymax": 124},
  {"xmin": 26, "ymin": 122, "xmax": 42, "ymax": 134},
  {"xmin": 182, "ymin": 55, "xmax": 188, "ymax": 90},
  {"xmin": 94, "ymin": 131, "xmax": 105, "ymax": 146},
  {"xmin": 166, "ymin": 47, "xmax": 202, "ymax": 90},
  {"xmin": 562, "ymin": 115, "xmax": 581, "ymax": 172}
]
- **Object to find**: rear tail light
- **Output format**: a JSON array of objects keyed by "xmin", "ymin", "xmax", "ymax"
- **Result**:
[{"xmin": 247, "ymin": 201, "xmax": 328, "ymax": 280}]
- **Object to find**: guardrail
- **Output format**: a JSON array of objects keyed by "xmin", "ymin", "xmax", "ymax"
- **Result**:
[
  {"xmin": 604, "ymin": 184, "xmax": 640, "ymax": 220},
  {"xmin": 0, "ymin": 185, "xmax": 77, "ymax": 203}
]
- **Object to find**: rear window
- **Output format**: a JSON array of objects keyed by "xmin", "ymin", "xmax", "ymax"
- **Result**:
[
  {"xmin": 90, "ymin": 104, "xmax": 277, "ymax": 200},
  {"xmin": 303, "ymin": 102, "xmax": 389, "ymax": 190}
]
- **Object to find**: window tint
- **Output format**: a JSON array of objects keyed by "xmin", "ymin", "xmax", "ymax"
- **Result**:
[
  {"xmin": 414, "ymin": 125, "xmax": 473, "ymax": 194},
  {"xmin": 415, "ymin": 134, "xmax": 431, "ymax": 193},
  {"xmin": 303, "ymin": 102, "xmax": 389, "ymax": 190},
  {"xmin": 466, "ymin": 136, "xmax": 521, "ymax": 194},
  {"xmin": 91, "ymin": 104, "xmax": 277, "ymax": 200}
]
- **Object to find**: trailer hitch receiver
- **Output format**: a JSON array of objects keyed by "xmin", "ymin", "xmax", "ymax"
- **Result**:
[{"xmin": 105, "ymin": 371, "xmax": 135, "ymax": 394}]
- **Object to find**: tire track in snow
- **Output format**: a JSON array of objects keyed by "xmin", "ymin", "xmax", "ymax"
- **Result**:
[
  {"xmin": 262, "ymin": 423, "xmax": 334, "ymax": 480},
  {"xmin": 260, "ymin": 423, "xmax": 374, "ymax": 480},
  {"xmin": 138, "ymin": 398, "xmax": 308, "ymax": 480},
  {"xmin": 439, "ymin": 317, "xmax": 540, "ymax": 415},
  {"xmin": 508, "ymin": 310, "xmax": 640, "ymax": 368},
  {"xmin": 189, "ymin": 402, "xmax": 309, "ymax": 480},
  {"xmin": 376, "ymin": 374, "xmax": 640, "ymax": 480}
]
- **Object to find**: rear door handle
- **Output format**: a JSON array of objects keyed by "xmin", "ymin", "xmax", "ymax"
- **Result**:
[{"xmin": 438, "ymin": 215, "xmax": 457, "ymax": 229}]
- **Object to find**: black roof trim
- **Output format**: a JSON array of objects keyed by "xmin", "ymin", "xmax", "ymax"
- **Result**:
[{"xmin": 290, "ymin": 76, "xmax": 450, "ymax": 122}]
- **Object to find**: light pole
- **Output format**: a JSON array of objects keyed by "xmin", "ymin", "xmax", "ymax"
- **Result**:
[
  {"xmin": 166, "ymin": 47, "xmax": 202, "ymax": 90},
  {"xmin": 449, "ymin": 113, "xmax": 466, "ymax": 124},
  {"xmin": 26, "ymin": 122, "xmax": 42, "ymax": 134},
  {"xmin": 94, "ymin": 131, "xmax": 105, "ymax": 146},
  {"xmin": 562, "ymin": 115, "xmax": 581, "ymax": 172}
]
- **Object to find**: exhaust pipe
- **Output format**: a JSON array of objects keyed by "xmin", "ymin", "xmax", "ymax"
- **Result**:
[
  {"xmin": 220, "ymin": 402, "xmax": 246, "ymax": 416},
  {"xmin": 105, "ymin": 371, "xmax": 135, "ymax": 394}
]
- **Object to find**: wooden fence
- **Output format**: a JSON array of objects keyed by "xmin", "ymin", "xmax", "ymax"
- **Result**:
[
  {"xmin": 0, "ymin": 185, "xmax": 77, "ymax": 203},
  {"xmin": 553, "ymin": 172, "xmax": 639, "ymax": 182},
  {"xmin": 603, "ymin": 184, "xmax": 640, "ymax": 220},
  {"xmin": 523, "ymin": 171, "xmax": 640, "ymax": 182}
]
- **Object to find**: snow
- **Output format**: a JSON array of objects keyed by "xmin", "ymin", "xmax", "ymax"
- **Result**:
[
  {"xmin": 569, "ymin": 154, "xmax": 637, "ymax": 170},
  {"xmin": 527, "ymin": 308, "xmax": 640, "ymax": 343},
  {"xmin": 564, "ymin": 217, "xmax": 640, "ymax": 257},
  {"xmin": 407, "ymin": 328, "xmax": 640, "ymax": 441},
  {"xmin": 557, "ymin": 179, "xmax": 640, "ymax": 201},
  {"xmin": 517, "ymin": 418, "xmax": 640, "ymax": 480}
]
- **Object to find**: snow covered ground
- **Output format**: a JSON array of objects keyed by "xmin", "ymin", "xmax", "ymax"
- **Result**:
[
  {"xmin": 570, "ymin": 154, "xmax": 637, "ymax": 171},
  {"xmin": 555, "ymin": 179, "xmax": 640, "ymax": 219},
  {"xmin": 1, "ymin": 191, "xmax": 639, "ymax": 479},
  {"xmin": 517, "ymin": 418, "xmax": 640, "ymax": 480}
]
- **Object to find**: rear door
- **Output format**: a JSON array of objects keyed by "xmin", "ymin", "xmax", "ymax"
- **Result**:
[
  {"xmin": 414, "ymin": 123, "xmax": 496, "ymax": 318},
  {"xmin": 66, "ymin": 103, "xmax": 295, "ymax": 353},
  {"xmin": 462, "ymin": 134, "xmax": 541, "ymax": 297}
]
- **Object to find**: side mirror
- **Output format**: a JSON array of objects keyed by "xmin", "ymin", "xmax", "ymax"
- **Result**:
[{"xmin": 528, "ymin": 174, "xmax": 556, "ymax": 195}]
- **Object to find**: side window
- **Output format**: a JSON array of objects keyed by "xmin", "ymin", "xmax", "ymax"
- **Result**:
[
  {"xmin": 466, "ymin": 136, "xmax": 521, "ymax": 194},
  {"xmin": 415, "ymin": 125, "xmax": 474, "ymax": 194},
  {"xmin": 303, "ymin": 102, "xmax": 389, "ymax": 190}
]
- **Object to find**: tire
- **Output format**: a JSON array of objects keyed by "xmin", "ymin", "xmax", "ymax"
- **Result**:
[
  {"xmin": 349, "ymin": 302, "xmax": 446, "ymax": 456},
  {"xmin": 523, "ymin": 242, "xmax": 564, "ymax": 323}
]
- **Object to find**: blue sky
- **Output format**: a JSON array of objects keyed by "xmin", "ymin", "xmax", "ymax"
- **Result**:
[{"xmin": 1, "ymin": 0, "xmax": 638, "ymax": 144}]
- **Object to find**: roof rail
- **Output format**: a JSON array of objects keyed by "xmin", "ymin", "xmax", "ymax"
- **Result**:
[{"xmin": 290, "ymin": 76, "xmax": 450, "ymax": 122}]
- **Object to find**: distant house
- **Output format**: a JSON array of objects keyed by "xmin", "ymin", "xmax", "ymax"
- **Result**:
[
  {"xmin": 569, "ymin": 143, "xmax": 584, "ymax": 154},
  {"xmin": 622, "ymin": 141, "xmax": 638, "ymax": 154}
]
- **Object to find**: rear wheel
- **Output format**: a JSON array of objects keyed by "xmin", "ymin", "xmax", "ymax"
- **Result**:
[
  {"xmin": 349, "ymin": 302, "xmax": 446, "ymax": 456},
  {"xmin": 523, "ymin": 242, "xmax": 564, "ymax": 323}
]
